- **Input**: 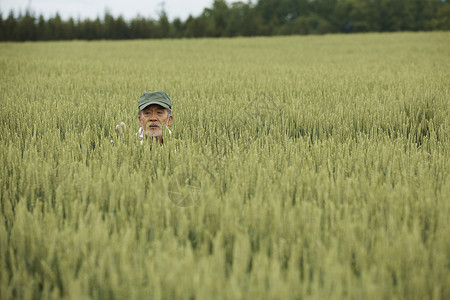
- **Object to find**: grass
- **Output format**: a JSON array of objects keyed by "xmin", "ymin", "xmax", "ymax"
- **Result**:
[{"xmin": 0, "ymin": 32, "xmax": 449, "ymax": 299}]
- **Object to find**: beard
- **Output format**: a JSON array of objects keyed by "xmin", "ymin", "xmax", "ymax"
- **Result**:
[
  {"xmin": 148, "ymin": 130, "xmax": 162, "ymax": 137},
  {"xmin": 145, "ymin": 123, "xmax": 163, "ymax": 137}
]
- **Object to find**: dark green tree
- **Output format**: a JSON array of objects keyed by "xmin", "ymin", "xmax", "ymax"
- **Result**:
[
  {"xmin": 211, "ymin": 0, "xmax": 230, "ymax": 36},
  {"xmin": 18, "ymin": 10, "xmax": 37, "ymax": 40},
  {"xmin": 115, "ymin": 16, "xmax": 129, "ymax": 39},
  {"xmin": 185, "ymin": 15, "xmax": 209, "ymax": 37},
  {"xmin": 36, "ymin": 15, "xmax": 50, "ymax": 40},
  {"xmin": 47, "ymin": 13, "xmax": 63, "ymax": 40},
  {"xmin": 4, "ymin": 11, "xmax": 18, "ymax": 40},
  {"xmin": 1, "ymin": 0, "xmax": 449, "ymax": 41},
  {"xmin": 64, "ymin": 17, "xmax": 76, "ymax": 40},
  {"xmin": 171, "ymin": 17, "xmax": 185, "ymax": 38},
  {"xmin": 432, "ymin": 0, "xmax": 450, "ymax": 29},
  {"xmin": 130, "ymin": 17, "xmax": 152, "ymax": 39},
  {"xmin": 334, "ymin": 0, "xmax": 372, "ymax": 33},
  {"xmin": 104, "ymin": 11, "xmax": 115, "ymax": 39},
  {"xmin": 0, "ymin": 13, "xmax": 4, "ymax": 40},
  {"xmin": 157, "ymin": 12, "xmax": 170, "ymax": 38}
]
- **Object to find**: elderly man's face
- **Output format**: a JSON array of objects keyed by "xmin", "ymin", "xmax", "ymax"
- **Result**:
[{"xmin": 139, "ymin": 104, "xmax": 173, "ymax": 137}]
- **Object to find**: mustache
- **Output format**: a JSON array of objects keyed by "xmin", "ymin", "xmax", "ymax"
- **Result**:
[{"xmin": 146, "ymin": 123, "xmax": 162, "ymax": 129}]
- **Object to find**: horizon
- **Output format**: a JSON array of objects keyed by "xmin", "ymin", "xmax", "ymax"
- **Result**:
[{"xmin": 0, "ymin": 0, "xmax": 242, "ymax": 21}]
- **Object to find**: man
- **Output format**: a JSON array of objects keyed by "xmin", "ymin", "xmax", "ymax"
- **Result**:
[
  {"xmin": 137, "ymin": 91, "xmax": 173, "ymax": 144},
  {"xmin": 114, "ymin": 91, "xmax": 179, "ymax": 145}
]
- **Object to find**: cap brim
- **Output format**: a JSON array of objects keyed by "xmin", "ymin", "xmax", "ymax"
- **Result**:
[{"xmin": 140, "ymin": 101, "xmax": 170, "ymax": 110}]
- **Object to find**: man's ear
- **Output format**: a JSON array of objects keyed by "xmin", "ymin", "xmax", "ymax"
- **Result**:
[
  {"xmin": 138, "ymin": 116, "xmax": 143, "ymax": 127},
  {"xmin": 167, "ymin": 115, "xmax": 173, "ymax": 127}
]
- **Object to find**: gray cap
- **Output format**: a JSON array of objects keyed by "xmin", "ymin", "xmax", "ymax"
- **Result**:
[{"xmin": 138, "ymin": 91, "xmax": 172, "ymax": 111}]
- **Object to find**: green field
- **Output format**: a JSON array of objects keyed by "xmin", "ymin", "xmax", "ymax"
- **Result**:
[{"xmin": 1, "ymin": 32, "xmax": 449, "ymax": 299}]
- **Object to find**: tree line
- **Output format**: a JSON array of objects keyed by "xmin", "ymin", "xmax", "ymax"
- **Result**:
[{"xmin": 1, "ymin": 0, "xmax": 449, "ymax": 41}]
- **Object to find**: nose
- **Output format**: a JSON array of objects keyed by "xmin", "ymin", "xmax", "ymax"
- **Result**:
[{"xmin": 149, "ymin": 113, "xmax": 157, "ymax": 121}]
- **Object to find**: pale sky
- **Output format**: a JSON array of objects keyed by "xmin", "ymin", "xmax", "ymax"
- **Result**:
[{"xmin": 0, "ymin": 0, "xmax": 242, "ymax": 21}]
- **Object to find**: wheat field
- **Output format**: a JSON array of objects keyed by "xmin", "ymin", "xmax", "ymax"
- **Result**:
[{"xmin": 1, "ymin": 32, "xmax": 449, "ymax": 299}]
